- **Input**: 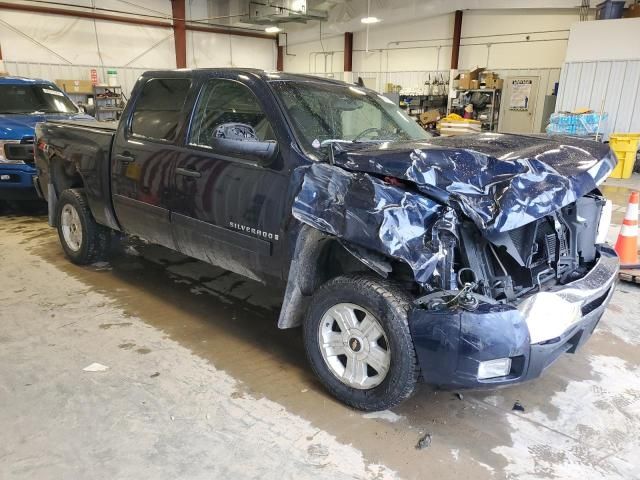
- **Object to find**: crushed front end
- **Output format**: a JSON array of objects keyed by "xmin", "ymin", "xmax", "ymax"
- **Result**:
[
  {"xmin": 292, "ymin": 133, "xmax": 619, "ymax": 389},
  {"xmin": 410, "ymin": 194, "xmax": 619, "ymax": 388}
]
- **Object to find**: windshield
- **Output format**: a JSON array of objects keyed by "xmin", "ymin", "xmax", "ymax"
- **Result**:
[
  {"xmin": 270, "ymin": 80, "xmax": 429, "ymax": 155},
  {"xmin": 0, "ymin": 84, "xmax": 78, "ymax": 114}
]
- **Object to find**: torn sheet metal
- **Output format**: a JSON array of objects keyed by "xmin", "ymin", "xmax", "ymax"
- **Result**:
[
  {"xmin": 334, "ymin": 133, "xmax": 616, "ymax": 234},
  {"xmin": 292, "ymin": 163, "xmax": 444, "ymax": 284}
]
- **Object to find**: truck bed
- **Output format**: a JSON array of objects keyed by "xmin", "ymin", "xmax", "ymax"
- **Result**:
[{"xmin": 35, "ymin": 119, "xmax": 118, "ymax": 230}]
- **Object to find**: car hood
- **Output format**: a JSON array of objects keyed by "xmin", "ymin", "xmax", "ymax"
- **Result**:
[
  {"xmin": 333, "ymin": 133, "xmax": 616, "ymax": 234},
  {"xmin": 0, "ymin": 113, "xmax": 95, "ymax": 140}
]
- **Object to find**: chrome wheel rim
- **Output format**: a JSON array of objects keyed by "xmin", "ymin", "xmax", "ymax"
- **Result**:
[
  {"xmin": 60, "ymin": 204, "xmax": 82, "ymax": 252},
  {"xmin": 318, "ymin": 303, "xmax": 391, "ymax": 390}
]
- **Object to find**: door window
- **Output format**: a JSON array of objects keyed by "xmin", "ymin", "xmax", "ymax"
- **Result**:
[
  {"xmin": 131, "ymin": 78, "xmax": 190, "ymax": 141},
  {"xmin": 189, "ymin": 79, "xmax": 276, "ymax": 150}
]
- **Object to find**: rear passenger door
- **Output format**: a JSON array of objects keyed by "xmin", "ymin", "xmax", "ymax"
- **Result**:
[
  {"xmin": 111, "ymin": 77, "xmax": 190, "ymax": 249},
  {"xmin": 171, "ymin": 76, "xmax": 289, "ymax": 282}
]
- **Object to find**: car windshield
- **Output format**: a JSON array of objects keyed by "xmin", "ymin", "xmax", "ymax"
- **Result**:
[
  {"xmin": 270, "ymin": 79, "xmax": 429, "ymax": 156},
  {"xmin": 0, "ymin": 84, "xmax": 78, "ymax": 114}
]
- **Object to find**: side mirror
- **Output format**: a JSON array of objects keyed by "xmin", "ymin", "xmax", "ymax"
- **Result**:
[{"xmin": 210, "ymin": 137, "xmax": 278, "ymax": 164}]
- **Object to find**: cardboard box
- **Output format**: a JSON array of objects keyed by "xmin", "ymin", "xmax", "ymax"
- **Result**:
[
  {"xmin": 55, "ymin": 79, "xmax": 93, "ymax": 95},
  {"xmin": 470, "ymin": 80, "xmax": 480, "ymax": 89},
  {"xmin": 624, "ymin": 4, "xmax": 640, "ymax": 17},
  {"xmin": 420, "ymin": 109, "xmax": 441, "ymax": 125},
  {"xmin": 483, "ymin": 71, "xmax": 502, "ymax": 89},
  {"xmin": 458, "ymin": 67, "xmax": 484, "ymax": 89},
  {"xmin": 494, "ymin": 78, "xmax": 504, "ymax": 90}
]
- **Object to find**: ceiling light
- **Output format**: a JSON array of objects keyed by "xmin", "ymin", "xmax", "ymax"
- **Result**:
[
  {"xmin": 361, "ymin": 16, "xmax": 380, "ymax": 24},
  {"xmin": 265, "ymin": 26, "xmax": 281, "ymax": 33}
]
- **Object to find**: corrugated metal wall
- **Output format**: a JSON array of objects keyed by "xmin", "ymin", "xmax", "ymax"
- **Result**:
[
  {"xmin": 3, "ymin": 61, "xmax": 150, "ymax": 98},
  {"xmin": 556, "ymin": 60, "xmax": 640, "ymax": 138}
]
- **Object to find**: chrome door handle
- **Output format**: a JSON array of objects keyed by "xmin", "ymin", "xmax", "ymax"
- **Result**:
[
  {"xmin": 116, "ymin": 153, "xmax": 136, "ymax": 163},
  {"xmin": 176, "ymin": 167, "xmax": 201, "ymax": 178}
]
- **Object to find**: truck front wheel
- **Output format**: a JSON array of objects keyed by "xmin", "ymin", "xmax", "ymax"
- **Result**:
[
  {"xmin": 56, "ymin": 189, "xmax": 110, "ymax": 265},
  {"xmin": 303, "ymin": 274, "xmax": 420, "ymax": 411}
]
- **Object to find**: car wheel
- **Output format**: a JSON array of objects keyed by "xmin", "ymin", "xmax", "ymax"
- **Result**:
[
  {"xmin": 56, "ymin": 188, "xmax": 110, "ymax": 265},
  {"xmin": 303, "ymin": 274, "xmax": 420, "ymax": 411}
]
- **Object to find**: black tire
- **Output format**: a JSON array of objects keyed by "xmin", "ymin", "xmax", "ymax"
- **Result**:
[
  {"xmin": 303, "ymin": 274, "xmax": 420, "ymax": 411},
  {"xmin": 56, "ymin": 188, "xmax": 111, "ymax": 265}
]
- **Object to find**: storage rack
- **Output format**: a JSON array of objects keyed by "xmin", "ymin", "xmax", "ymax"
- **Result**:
[
  {"xmin": 93, "ymin": 85, "xmax": 124, "ymax": 121},
  {"xmin": 448, "ymin": 89, "xmax": 501, "ymax": 131}
]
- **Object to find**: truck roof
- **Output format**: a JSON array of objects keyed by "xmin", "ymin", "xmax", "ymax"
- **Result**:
[
  {"xmin": 0, "ymin": 75, "xmax": 53, "ymax": 85},
  {"xmin": 139, "ymin": 68, "xmax": 349, "ymax": 87}
]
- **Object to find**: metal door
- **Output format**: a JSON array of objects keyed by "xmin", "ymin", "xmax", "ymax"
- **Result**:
[
  {"xmin": 499, "ymin": 76, "xmax": 539, "ymax": 134},
  {"xmin": 111, "ymin": 77, "xmax": 191, "ymax": 249},
  {"xmin": 170, "ymin": 75, "xmax": 289, "ymax": 283}
]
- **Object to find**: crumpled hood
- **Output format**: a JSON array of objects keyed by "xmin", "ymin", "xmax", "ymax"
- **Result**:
[
  {"xmin": 0, "ymin": 113, "xmax": 94, "ymax": 140},
  {"xmin": 334, "ymin": 133, "xmax": 616, "ymax": 234},
  {"xmin": 292, "ymin": 133, "xmax": 615, "ymax": 285}
]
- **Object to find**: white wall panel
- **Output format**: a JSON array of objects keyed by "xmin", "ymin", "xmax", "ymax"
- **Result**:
[
  {"xmin": 0, "ymin": 7, "xmax": 175, "ymax": 68},
  {"xmin": 565, "ymin": 18, "xmax": 640, "ymax": 62},
  {"xmin": 556, "ymin": 60, "xmax": 640, "ymax": 138},
  {"xmin": 284, "ymin": 9, "xmax": 578, "ymax": 74},
  {"xmin": 187, "ymin": 32, "xmax": 275, "ymax": 70}
]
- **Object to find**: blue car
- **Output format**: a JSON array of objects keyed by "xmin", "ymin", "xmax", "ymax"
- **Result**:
[{"xmin": 0, "ymin": 76, "xmax": 93, "ymax": 206}]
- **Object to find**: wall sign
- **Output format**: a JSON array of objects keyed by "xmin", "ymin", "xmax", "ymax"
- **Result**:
[{"xmin": 509, "ymin": 79, "xmax": 532, "ymax": 111}]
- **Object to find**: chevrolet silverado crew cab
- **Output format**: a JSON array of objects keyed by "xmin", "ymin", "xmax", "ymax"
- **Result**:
[
  {"xmin": 0, "ymin": 76, "xmax": 93, "ymax": 209},
  {"xmin": 34, "ymin": 69, "xmax": 619, "ymax": 411}
]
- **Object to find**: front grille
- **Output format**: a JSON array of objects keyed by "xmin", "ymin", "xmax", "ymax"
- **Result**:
[{"xmin": 4, "ymin": 137, "xmax": 34, "ymax": 163}]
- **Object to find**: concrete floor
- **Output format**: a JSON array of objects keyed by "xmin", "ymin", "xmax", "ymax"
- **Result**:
[{"xmin": 1, "ymin": 175, "xmax": 639, "ymax": 480}]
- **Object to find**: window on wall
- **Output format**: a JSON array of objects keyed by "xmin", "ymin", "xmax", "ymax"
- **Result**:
[
  {"xmin": 189, "ymin": 79, "xmax": 276, "ymax": 149},
  {"xmin": 131, "ymin": 78, "xmax": 190, "ymax": 141}
]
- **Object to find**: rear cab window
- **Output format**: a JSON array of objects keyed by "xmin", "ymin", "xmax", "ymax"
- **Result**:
[{"xmin": 130, "ymin": 78, "xmax": 191, "ymax": 142}]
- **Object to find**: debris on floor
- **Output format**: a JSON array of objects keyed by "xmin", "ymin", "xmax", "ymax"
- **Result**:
[
  {"xmin": 512, "ymin": 400, "xmax": 525, "ymax": 412},
  {"xmin": 91, "ymin": 261, "xmax": 112, "ymax": 271},
  {"xmin": 82, "ymin": 362, "xmax": 109, "ymax": 372},
  {"xmin": 416, "ymin": 432, "xmax": 432, "ymax": 450},
  {"xmin": 454, "ymin": 392, "xmax": 464, "ymax": 401}
]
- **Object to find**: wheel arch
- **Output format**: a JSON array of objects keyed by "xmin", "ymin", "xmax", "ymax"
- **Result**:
[
  {"xmin": 47, "ymin": 155, "xmax": 85, "ymax": 226},
  {"xmin": 277, "ymin": 225, "xmax": 393, "ymax": 329}
]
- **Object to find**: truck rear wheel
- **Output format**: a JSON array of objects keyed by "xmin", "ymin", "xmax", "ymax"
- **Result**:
[
  {"xmin": 56, "ymin": 189, "xmax": 111, "ymax": 265},
  {"xmin": 303, "ymin": 274, "xmax": 420, "ymax": 411}
]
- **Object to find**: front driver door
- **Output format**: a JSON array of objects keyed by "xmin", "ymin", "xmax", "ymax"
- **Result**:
[
  {"xmin": 171, "ymin": 76, "xmax": 289, "ymax": 282},
  {"xmin": 111, "ymin": 77, "xmax": 191, "ymax": 249}
]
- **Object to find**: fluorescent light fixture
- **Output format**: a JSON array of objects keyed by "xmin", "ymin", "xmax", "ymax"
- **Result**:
[
  {"xmin": 361, "ymin": 16, "xmax": 381, "ymax": 24},
  {"xmin": 265, "ymin": 26, "xmax": 281, "ymax": 33},
  {"xmin": 477, "ymin": 358, "xmax": 512, "ymax": 380}
]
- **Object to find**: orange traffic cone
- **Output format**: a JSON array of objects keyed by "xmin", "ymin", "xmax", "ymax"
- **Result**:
[{"xmin": 615, "ymin": 191, "xmax": 639, "ymax": 266}]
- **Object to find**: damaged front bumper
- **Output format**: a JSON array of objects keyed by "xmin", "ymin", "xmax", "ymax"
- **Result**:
[{"xmin": 409, "ymin": 246, "xmax": 619, "ymax": 389}]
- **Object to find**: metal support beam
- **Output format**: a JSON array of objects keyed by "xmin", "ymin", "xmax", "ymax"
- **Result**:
[
  {"xmin": 343, "ymin": 32, "xmax": 353, "ymax": 72},
  {"xmin": 451, "ymin": 10, "xmax": 463, "ymax": 69},
  {"xmin": 171, "ymin": 0, "xmax": 186, "ymax": 68},
  {"xmin": 277, "ymin": 45, "xmax": 284, "ymax": 71}
]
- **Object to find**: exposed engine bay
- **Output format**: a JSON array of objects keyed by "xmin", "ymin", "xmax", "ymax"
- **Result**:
[{"xmin": 423, "ymin": 192, "xmax": 607, "ymax": 310}]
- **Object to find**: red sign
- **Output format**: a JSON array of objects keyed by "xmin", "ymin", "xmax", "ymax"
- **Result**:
[{"xmin": 90, "ymin": 69, "xmax": 98, "ymax": 85}]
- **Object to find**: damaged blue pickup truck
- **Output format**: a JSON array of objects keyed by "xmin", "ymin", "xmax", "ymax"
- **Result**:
[{"xmin": 34, "ymin": 69, "xmax": 619, "ymax": 411}]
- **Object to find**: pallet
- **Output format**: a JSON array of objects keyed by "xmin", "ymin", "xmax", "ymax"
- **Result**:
[{"xmin": 619, "ymin": 268, "xmax": 640, "ymax": 284}]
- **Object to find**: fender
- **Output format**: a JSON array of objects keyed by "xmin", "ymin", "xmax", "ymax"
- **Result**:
[{"xmin": 277, "ymin": 225, "xmax": 391, "ymax": 329}]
